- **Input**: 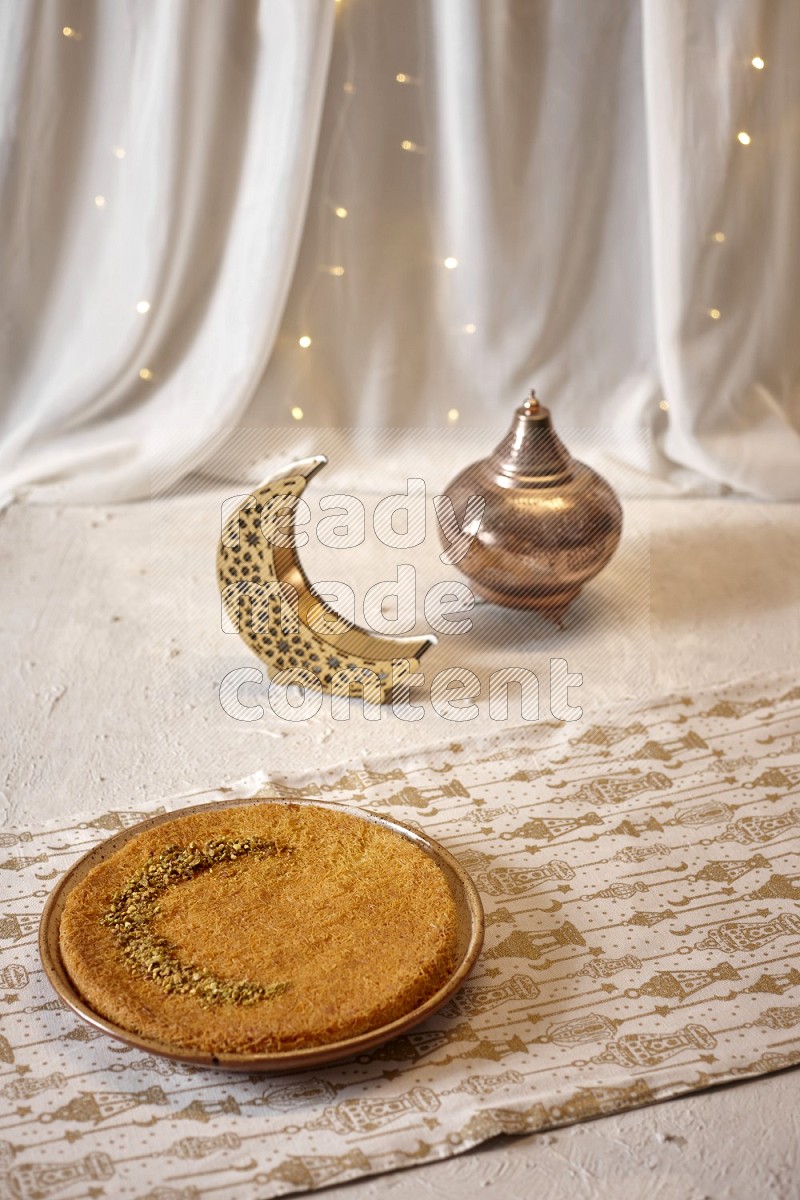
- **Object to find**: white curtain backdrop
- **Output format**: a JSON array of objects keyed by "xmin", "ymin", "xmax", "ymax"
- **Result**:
[{"xmin": 1, "ymin": 0, "xmax": 799, "ymax": 502}]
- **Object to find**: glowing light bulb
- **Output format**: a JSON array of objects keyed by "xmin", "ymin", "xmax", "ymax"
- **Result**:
[
  {"xmin": 113, "ymin": 146, "xmax": 126, "ymax": 159},
  {"xmin": 659, "ymin": 399, "xmax": 670, "ymax": 412},
  {"xmin": 396, "ymin": 73, "xmax": 420, "ymax": 85},
  {"xmin": 447, "ymin": 408, "xmax": 460, "ymax": 423},
  {"xmin": 326, "ymin": 266, "xmax": 345, "ymax": 276},
  {"xmin": 400, "ymin": 139, "xmax": 417, "ymax": 152},
  {"xmin": 737, "ymin": 131, "xmax": 751, "ymax": 145},
  {"xmin": 94, "ymin": 195, "xmax": 106, "ymax": 208},
  {"xmin": 298, "ymin": 335, "xmax": 312, "ymax": 348},
  {"xmin": 444, "ymin": 257, "xmax": 459, "ymax": 270},
  {"xmin": 751, "ymin": 56, "xmax": 765, "ymax": 70},
  {"xmin": 334, "ymin": 205, "xmax": 348, "ymax": 219},
  {"xmin": 708, "ymin": 308, "xmax": 721, "ymax": 320},
  {"xmin": 136, "ymin": 300, "xmax": 151, "ymax": 314},
  {"xmin": 463, "ymin": 323, "xmax": 476, "ymax": 333},
  {"xmin": 291, "ymin": 406, "xmax": 304, "ymax": 420},
  {"xmin": 139, "ymin": 367, "xmax": 153, "ymax": 381},
  {"xmin": 712, "ymin": 231, "xmax": 726, "ymax": 243},
  {"xmin": 396, "ymin": 73, "xmax": 409, "ymax": 83},
  {"xmin": 343, "ymin": 82, "xmax": 356, "ymax": 94},
  {"xmin": 62, "ymin": 26, "xmax": 80, "ymax": 39}
]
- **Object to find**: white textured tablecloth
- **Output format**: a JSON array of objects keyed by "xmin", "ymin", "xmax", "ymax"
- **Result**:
[{"xmin": 1, "ymin": 495, "xmax": 799, "ymax": 1199}]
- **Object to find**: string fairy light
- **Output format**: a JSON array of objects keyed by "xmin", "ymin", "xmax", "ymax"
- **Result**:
[
  {"xmin": 113, "ymin": 146, "xmax": 126, "ymax": 159},
  {"xmin": 298, "ymin": 335, "xmax": 312, "ymax": 348},
  {"xmin": 62, "ymin": 26, "xmax": 81, "ymax": 39},
  {"xmin": 135, "ymin": 300, "xmax": 151, "ymax": 314},
  {"xmin": 291, "ymin": 406, "xmax": 304, "ymax": 420},
  {"xmin": 443, "ymin": 257, "xmax": 459, "ymax": 270},
  {"xmin": 323, "ymin": 265, "xmax": 345, "ymax": 276},
  {"xmin": 659, "ymin": 399, "xmax": 670, "ymax": 412},
  {"xmin": 94, "ymin": 195, "xmax": 106, "ymax": 208},
  {"xmin": 678, "ymin": 44, "xmax": 763, "ymax": 416},
  {"xmin": 334, "ymin": 205, "xmax": 348, "ymax": 219},
  {"xmin": 139, "ymin": 368, "xmax": 153, "ymax": 381},
  {"xmin": 343, "ymin": 82, "xmax": 356, "ymax": 95},
  {"xmin": 699, "ymin": 51, "xmax": 761, "ymax": 348},
  {"xmin": 396, "ymin": 73, "xmax": 421, "ymax": 86},
  {"xmin": 463, "ymin": 323, "xmax": 476, "ymax": 333},
  {"xmin": 400, "ymin": 139, "xmax": 426, "ymax": 154},
  {"xmin": 447, "ymin": 409, "xmax": 460, "ymax": 423}
]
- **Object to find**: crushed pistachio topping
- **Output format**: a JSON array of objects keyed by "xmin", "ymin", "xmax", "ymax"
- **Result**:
[{"xmin": 101, "ymin": 836, "xmax": 293, "ymax": 1006}]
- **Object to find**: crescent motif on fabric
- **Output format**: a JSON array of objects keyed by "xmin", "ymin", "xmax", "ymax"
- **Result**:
[{"xmin": 217, "ymin": 456, "xmax": 437, "ymax": 705}]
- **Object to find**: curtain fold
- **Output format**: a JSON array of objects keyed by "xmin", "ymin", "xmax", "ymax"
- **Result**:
[
  {"xmin": 1, "ymin": 0, "xmax": 798, "ymax": 503},
  {"xmin": 643, "ymin": 0, "xmax": 800, "ymax": 499},
  {"xmin": 0, "ymin": 0, "xmax": 335, "ymax": 501}
]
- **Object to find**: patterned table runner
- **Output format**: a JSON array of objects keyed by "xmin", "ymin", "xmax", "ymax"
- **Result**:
[{"xmin": 1, "ymin": 674, "xmax": 800, "ymax": 1199}]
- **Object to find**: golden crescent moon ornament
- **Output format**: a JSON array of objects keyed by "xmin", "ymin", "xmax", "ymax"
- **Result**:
[{"xmin": 217, "ymin": 456, "xmax": 437, "ymax": 705}]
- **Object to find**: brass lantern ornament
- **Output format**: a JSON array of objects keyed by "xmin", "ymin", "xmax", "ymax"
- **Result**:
[{"xmin": 440, "ymin": 391, "xmax": 622, "ymax": 623}]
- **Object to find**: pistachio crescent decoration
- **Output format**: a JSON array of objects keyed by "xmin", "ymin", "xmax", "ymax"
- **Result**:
[
  {"xmin": 102, "ymin": 837, "xmax": 293, "ymax": 1006},
  {"xmin": 217, "ymin": 456, "xmax": 436, "ymax": 704}
]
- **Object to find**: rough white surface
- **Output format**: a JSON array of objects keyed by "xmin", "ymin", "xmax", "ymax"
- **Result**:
[{"xmin": 1, "ymin": 494, "xmax": 799, "ymax": 1197}]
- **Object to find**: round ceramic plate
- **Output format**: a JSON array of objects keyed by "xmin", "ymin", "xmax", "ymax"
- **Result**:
[{"xmin": 39, "ymin": 797, "xmax": 484, "ymax": 1072}]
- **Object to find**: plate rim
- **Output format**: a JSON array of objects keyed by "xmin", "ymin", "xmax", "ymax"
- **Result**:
[{"xmin": 39, "ymin": 795, "xmax": 485, "ymax": 1072}]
